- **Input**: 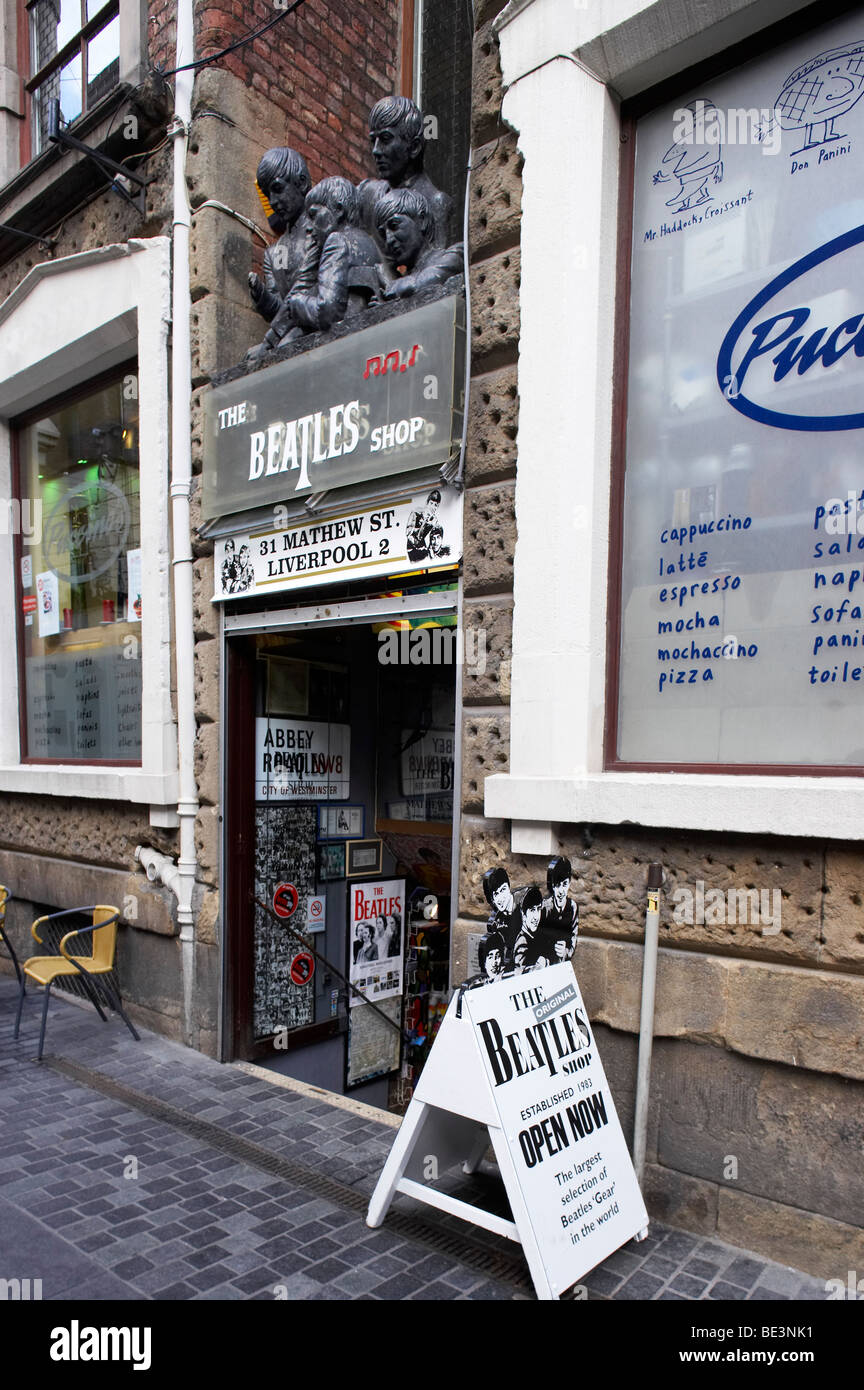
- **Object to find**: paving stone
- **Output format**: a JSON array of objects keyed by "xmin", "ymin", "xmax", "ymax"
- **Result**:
[
  {"xmin": 671, "ymin": 1273, "xmax": 710, "ymax": 1298},
  {"xmin": 725, "ymin": 1256, "xmax": 767, "ymax": 1290},
  {"xmin": 332, "ymin": 1266, "xmax": 385, "ymax": 1296},
  {"xmin": 684, "ymin": 1257, "xmax": 722, "ymax": 1281},
  {"xmin": 617, "ymin": 1271, "xmax": 666, "ymax": 1300},
  {"xmin": 754, "ymin": 1267, "xmax": 809, "ymax": 1296},
  {"xmin": 304, "ymin": 1255, "xmax": 352, "ymax": 1283},
  {"xmin": 266, "ymin": 1271, "xmax": 321, "ymax": 1299},
  {"xmin": 708, "ymin": 1281, "xmax": 749, "ymax": 1300},
  {"xmin": 585, "ymin": 1268, "xmax": 623, "ymax": 1296}
]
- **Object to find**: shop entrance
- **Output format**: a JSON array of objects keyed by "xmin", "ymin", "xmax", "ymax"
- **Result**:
[{"xmin": 222, "ymin": 590, "xmax": 458, "ymax": 1110}]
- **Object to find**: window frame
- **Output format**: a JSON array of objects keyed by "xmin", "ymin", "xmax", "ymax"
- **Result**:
[
  {"xmin": 12, "ymin": 357, "xmax": 142, "ymax": 769},
  {"xmin": 24, "ymin": 0, "xmax": 120, "ymax": 161},
  {"xmin": 0, "ymin": 237, "xmax": 176, "ymax": 809},
  {"xmin": 604, "ymin": 0, "xmax": 864, "ymax": 779}
]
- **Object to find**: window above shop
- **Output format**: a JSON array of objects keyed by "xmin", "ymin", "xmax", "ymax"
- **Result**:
[{"xmin": 26, "ymin": 0, "xmax": 120, "ymax": 159}]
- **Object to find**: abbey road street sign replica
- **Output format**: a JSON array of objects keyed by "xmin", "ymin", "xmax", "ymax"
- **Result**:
[{"xmin": 367, "ymin": 962, "xmax": 648, "ymax": 1300}]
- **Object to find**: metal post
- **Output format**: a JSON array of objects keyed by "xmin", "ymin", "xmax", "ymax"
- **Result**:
[{"xmin": 632, "ymin": 862, "xmax": 663, "ymax": 1187}]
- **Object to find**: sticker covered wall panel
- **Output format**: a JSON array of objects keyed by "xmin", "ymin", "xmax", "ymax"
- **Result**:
[{"xmin": 253, "ymin": 805, "xmax": 318, "ymax": 1038}]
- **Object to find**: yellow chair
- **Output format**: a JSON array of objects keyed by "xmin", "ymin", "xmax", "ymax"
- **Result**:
[
  {"xmin": 13, "ymin": 905, "xmax": 140, "ymax": 1060},
  {"xmin": 0, "ymin": 885, "xmax": 22, "ymax": 988}
]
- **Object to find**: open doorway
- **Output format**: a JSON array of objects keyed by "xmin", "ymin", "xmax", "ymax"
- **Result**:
[{"xmin": 223, "ymin": 594, "xmax": 457, "ymax": 1111}]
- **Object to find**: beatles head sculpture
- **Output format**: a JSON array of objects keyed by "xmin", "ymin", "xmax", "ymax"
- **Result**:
[{"xmin": 245, "ymin": 96, "xmax": 463, "ymax": 364}]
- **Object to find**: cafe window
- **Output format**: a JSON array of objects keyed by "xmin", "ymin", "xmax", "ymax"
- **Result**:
[
  {"xmin": 15, "ymin": 366, "xmax": 142, "ymax": 763},
  {"xmin": 26, "ymin": 0, "xmax": 120, "ymax": 157},
  {"xmin": 610, "ymin": 9, "xmax": 864, "ymax": 772}
]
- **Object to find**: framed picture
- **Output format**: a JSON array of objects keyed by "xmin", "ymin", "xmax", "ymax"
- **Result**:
[
  {"xmin": 265, "ymin": 656, "xmax": 309, "ymax": 717},
  {"xmin": 317, "ymin": 804, "xmax": 365, "ymax": 840},
  {"xmin": 346, "ymin": 838, "xmax": 383, "ymax": 878},
  {"xmin": 317, "ymin": 841, "xmax": 346, "ymax": 881}
]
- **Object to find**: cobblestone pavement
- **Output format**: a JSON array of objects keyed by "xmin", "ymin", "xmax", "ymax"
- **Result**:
[{"xmin": 0, "ymin": 976, "xmax": 829, "ymax": 1302}]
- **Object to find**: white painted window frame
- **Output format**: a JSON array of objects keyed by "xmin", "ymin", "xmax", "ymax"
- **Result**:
[
  {"xmin": 485, "ymin": 0, "xmax": 864, "ymax": 845},
  {"xmin": 0, "ymin": 236, "xmax": 178, "ymax": 806}
]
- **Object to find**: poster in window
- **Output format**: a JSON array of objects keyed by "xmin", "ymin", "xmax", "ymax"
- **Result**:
[
  {"xmin": 346, "ymin": 997, "xmax": 401, "ymax": 1089},
  {"xmin": 36, "ymin": 571, "xmax": 60, "ymax": 638},
  {"xmin": 348, "ymin": 879, "xmax": 405, "ymax": 1009}
]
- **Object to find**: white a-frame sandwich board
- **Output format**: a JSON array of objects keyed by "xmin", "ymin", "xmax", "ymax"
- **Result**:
[{"xmin": 367, "ymin": 962, "xmax": 649, "ymax": 1300}]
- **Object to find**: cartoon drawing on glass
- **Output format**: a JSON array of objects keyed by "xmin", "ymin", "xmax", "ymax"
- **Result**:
[
  {"xmin": 773, "ymin": 41, "xmax": 864, "ymax": 155},
  {"xmin": 652, "ymin": 100, "xmax": 724, "ymax": 212}
]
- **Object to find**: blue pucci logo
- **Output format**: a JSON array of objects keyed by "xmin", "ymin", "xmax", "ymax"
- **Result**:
[{"xmin": 716, "ymin": 224, "xmax": 864, "ymax": 431}]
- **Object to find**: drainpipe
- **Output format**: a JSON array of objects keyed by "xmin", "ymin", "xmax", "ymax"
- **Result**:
[{"xmin": 169, "ymin": 0, "xmax": 198, "ymax": 1044}]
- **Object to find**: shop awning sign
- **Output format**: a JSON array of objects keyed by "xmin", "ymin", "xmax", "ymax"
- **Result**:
[
  {"xmin": 202, "ymin": 296, "xmax": 465, "ymax": 520},
  {"xmin": 367, "ymin": 962, "xmax": 649, "ymax": 1300},
  {"xmin": 213, "ymin": 486, "xmax": 462, "ymax": 601}
]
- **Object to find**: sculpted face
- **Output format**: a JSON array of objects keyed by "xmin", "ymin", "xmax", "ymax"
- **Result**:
[
  {"xmin": 306, "ymin": 199, "xmax": 341, "ymax": 248},
  {"xmin": 266, "ymin": 176, "xmax": 306, "ymax": 228},
  {"xmin": 370, "ymin": 124, "xmax": 414, "ymax": 182},
  {"xmin": 379, "ymin": 210, "xmax": 425, "ymax": 267}
]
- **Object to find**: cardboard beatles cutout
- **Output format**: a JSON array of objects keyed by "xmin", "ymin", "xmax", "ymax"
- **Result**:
[{"xmin": 367, "ymin": 858, "xmax": 649, "ymax": 1300}]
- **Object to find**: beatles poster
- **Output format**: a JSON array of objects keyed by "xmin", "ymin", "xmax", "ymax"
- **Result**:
[
  {"xmin": 462, "ymin": 962, "xmax": 649, "ymax": 1293},
  {"xmin": 348, "ymin": 878, "xmax": 405, "ymax": 1009}
]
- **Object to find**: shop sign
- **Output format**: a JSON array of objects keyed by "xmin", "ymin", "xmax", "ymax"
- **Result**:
[
  {"xmin": 368, "ymin": 963, "xmax": 649, "ymax": 1300},
  {"xmin": 213, "ymin": 486, "xmax": 462, "ymax": 600},
  {"xmin": 202, "ymin": 296, "xmax": 465, "ymax": 519},
  {"xmin": 463, "ymin": 965, "xmax": 648, "ymax": 1294},
  {"xmin": 255, "ymin": 718, "xmax": 350, "ymax": 801}
]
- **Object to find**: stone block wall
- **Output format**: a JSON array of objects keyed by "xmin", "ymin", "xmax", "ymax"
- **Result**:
[{"xmin": 455, "ymin": 0, "xmax": 864, "ymax": 1276}]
